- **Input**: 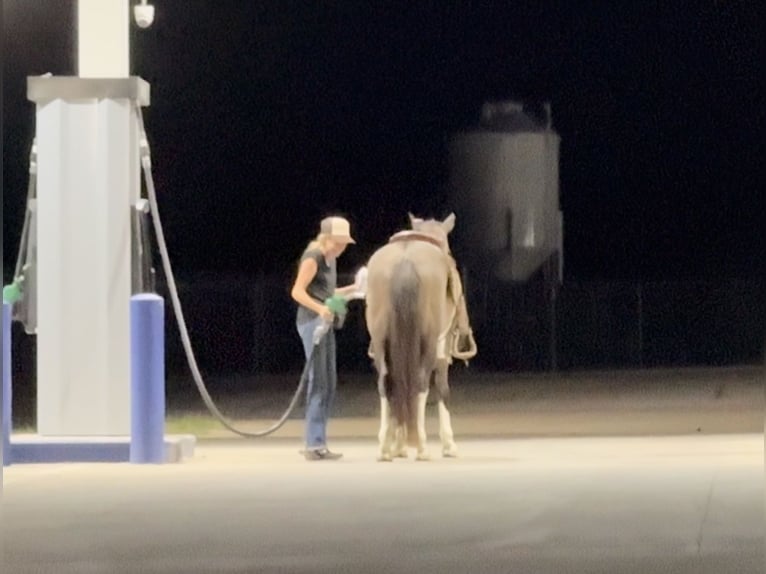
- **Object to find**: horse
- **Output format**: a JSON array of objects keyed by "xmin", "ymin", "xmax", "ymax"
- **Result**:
[{"xmin": 364, "ymin": 213, "xmax": 476, "ymax": 461}]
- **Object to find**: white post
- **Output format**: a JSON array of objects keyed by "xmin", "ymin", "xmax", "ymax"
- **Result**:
[
  {"xmin": 28, "ymin": 77, "xmax": 149, "ymax": 436},
  {"xmin": 24, "ymin": 0, "xmax": 134, "ymax": 436},
  {"xmin": 77, "ymin": 0, "xmax": 130, "ymax": 78}
]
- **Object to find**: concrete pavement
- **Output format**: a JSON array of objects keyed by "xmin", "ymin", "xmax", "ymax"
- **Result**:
[
  {"xmin": 3, "ymin": 434, "xmax": 763, "ymax": 573},
  {"xmin": 4, "ymin": 367, "xmax": 762, "ymax": 572}
]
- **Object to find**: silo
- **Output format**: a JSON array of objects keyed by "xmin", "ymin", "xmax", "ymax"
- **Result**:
[{"xmin": 448, "ymin": 101, "xmax": 563, "ymax": 282}]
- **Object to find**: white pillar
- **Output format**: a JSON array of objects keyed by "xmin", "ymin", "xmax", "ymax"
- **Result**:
[
  {"xmin": 28, "ymin": 77, "xmax": 149, "ymax": 436},
  {"xmin": 77, "ymin": 0, "xmax": 130, "ymax": 78}
]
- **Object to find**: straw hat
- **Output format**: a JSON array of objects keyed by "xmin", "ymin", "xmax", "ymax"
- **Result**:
[{"xmin": 320, "ymin": 216, "xmax": 356, "ymax": 244}]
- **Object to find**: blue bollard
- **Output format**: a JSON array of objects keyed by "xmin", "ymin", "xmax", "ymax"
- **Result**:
[
  {"xmin": 130, "ymin": 294, "xmax": 166, "ymax": 464},
  {"xmin": 3, "ymin": 302, "xmax": 12, "ymax": 467}
]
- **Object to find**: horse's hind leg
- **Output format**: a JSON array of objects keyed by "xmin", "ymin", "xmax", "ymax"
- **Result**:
[
  {"xmin": 393, "ymin": 424, "xmax": 408, "ymax": 458},
  {"xmin": 414, "ymin": 331, "xmax": 439, "ymax": 461},
  {"xmin": 415, "ymin": 385, "xmax": 430, "ymax": 461},
  {"xmin": 376, "ymin": 364, "xmax": 397, "ymax": 462},
  {"xmin": 377, "ymin": 395, "xmax": 397, "ymax": 462},
  {"xmin": 434, "ymin": 360, "xmax": 458, "ymax": 457}
]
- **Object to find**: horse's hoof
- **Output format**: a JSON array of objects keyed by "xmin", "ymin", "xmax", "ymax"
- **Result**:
[
  {"xmin": 394, "ymin": 450, "xmax": 408, "ymax": 458},
  {"xmin": 442, "ymin": 442, "xmax": 459, "ymax": 457},
  {"xmin": 416, "ymin": 452, "xmax": 431, "ymax": 462},
  {"xmin": 377, "ymin": 453, "xmax": 393, "ymax": 462}
]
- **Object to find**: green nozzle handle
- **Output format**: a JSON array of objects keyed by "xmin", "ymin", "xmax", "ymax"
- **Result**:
[
  {"xmin": 324, "ymin": 294, "xmax": 348, "ymax": 316},
  {"xmin": 3, "ymin": 281, "xmax": 23, "ymax": 304}
]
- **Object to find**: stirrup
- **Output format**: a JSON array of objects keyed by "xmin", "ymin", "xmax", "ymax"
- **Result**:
[{"xmin": 451, "ymin": 329, "xmax": 477, "ymax": 363}]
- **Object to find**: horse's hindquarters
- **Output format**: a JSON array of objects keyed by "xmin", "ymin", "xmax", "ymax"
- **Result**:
[{"xmin": 366, "ymin": 235, "xmax": 454, "ymax": 461}]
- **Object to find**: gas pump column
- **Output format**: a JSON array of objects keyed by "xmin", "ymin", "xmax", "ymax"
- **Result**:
[{"xmin": 27, "ymin": 76, "xmax": 149, "ymax": 436}]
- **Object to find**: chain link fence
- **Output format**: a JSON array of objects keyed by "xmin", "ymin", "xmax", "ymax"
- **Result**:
[
  {"xmin": 152, "ymin": 272, "xmax": 765, "ymax": 375},
  {"xmin": 8, "ymin": 273, "xmax": 764, "ymax": 402}
]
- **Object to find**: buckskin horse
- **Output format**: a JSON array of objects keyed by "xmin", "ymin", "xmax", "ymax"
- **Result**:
[{"xmin": 365, "ymin": 213, "xmax": 476, "ymax": 461}]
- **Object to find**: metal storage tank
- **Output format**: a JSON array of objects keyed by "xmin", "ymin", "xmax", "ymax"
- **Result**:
[{"xmin": 448, "ymin": 101, "xmax": 563, "ymax": 282}]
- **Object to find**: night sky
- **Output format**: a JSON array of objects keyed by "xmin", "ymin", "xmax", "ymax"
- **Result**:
[{"xmin": 3, "ymin": 1, "xmax": 763, "ymax": 282}]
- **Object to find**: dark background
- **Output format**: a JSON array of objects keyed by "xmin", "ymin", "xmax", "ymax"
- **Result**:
[{"xmin": 3, "ymin": 1, "xmax": 764, "ymax": 380}]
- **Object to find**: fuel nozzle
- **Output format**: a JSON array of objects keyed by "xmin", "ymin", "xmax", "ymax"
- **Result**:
[
  {"xmin": 324, "ymin": 294, "xmax": 348, "ymax": 316},
  {"xmin": 312, "ymin": 295, "xmax": 349, "ymax": 345},
  {"xmin": 3, "ymin": 278, "xmax": 24, "ymax": 304},
  {"xmin": 312, "ymin": 319, "xmax": 332, "ymax": 345}
]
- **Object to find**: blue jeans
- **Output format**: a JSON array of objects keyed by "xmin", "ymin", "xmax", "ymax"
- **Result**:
[{"xmin": 296, "ymin": 317, "xmax": 337, "ymax": 450}]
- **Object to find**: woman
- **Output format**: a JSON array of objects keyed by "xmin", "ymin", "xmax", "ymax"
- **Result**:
[{"xmin": 291, "ymin": 215, "xmax": 360, "ymax": 460}]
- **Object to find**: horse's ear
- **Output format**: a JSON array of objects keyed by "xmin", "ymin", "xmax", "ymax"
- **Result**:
[
  {"xmin": 408, "ymin": 212, "xmax": 423, "ymax": 228},
  {"xmin": 442, "ymin": 212, "xmax": 456, "ymax": 234}
]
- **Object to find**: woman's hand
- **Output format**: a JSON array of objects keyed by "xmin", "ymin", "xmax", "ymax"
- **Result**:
[{"xmin": 318, "ymin": 305, "xmax": 334, "ymax": 322}]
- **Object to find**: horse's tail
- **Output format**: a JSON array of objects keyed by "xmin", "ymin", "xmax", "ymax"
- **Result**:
[{"xmin": 385, "ymin": 258, "xmax": 421, "ymax": 433}]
